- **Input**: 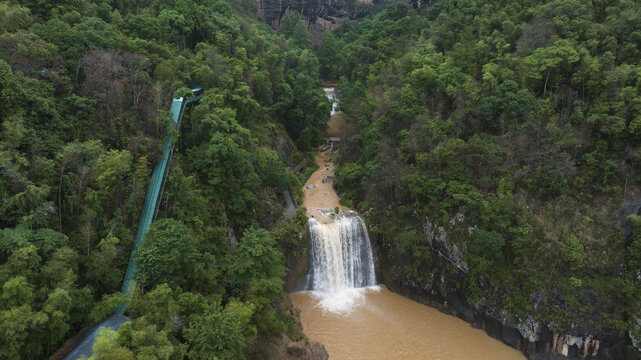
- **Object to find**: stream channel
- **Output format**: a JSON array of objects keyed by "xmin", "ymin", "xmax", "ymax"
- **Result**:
[{"xmin": 288, "ymin": 87, "xmax": 525, "ymax": 360}]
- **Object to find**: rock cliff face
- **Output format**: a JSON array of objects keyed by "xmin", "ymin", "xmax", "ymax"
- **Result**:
[
  {"xmin": 282, "ymin": 225, "xmax": 309, "ymax": 292},
  {"xmin": 370, "ymin": 213, "xmax": 631, "ymax": 360},
  {"xmin": 255, "ymin": 0, "xmax": 372, "ymax": 45}
]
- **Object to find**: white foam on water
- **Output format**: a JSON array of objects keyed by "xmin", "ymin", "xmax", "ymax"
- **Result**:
[
  {"xmin": 307, "ymin": 213, "xmax": 378, "ymax": 314},
  {"xmin": 311, "ymin": 286, "xmax": 381, "ymax": 314}
]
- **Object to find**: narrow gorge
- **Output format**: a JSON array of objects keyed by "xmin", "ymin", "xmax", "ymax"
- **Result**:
[
  {"xmin": 289, "ymin": 88, "xmax": 524, "ymax": 359},
  {"xmin": 4, "ymin": 1, "xmax": 640, "ymax": 358}
]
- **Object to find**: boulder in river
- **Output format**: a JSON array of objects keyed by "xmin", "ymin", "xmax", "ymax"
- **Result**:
[
  {"xmin": 287, "ymin": 341, "xmax": 306, "ymax": 357},
  {"xmin": 309, "ymin": 342, "xmax": 329, "ymax": 360}
]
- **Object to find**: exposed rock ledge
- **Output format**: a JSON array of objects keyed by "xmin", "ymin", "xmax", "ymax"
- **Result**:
[{"xmin": 256, "ymin": 0, "xmax": 373, "ymax": 45}]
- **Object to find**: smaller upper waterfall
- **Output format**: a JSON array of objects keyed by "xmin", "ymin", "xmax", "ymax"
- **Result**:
[
  {"xmin": 306, "ymin": 211, "xmax": 377, "ymax": 312},
  {"xmin": 323, "ymin": 87, "xmax": 339, "ymax": 115}
]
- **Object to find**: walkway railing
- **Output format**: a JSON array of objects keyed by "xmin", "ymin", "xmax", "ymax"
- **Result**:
[
  {"xmin": 61, "ymin": 88, "xmax": 202, "ymax": 360},
  {"xmin": 116, "ymin": 88, "xmax": 202, "ymax": 314}
]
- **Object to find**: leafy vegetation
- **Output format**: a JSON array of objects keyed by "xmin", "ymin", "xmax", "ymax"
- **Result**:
[
  {"xmin": 6, "ymin": 0, "xmax": 641, "ymax": 356},
  {"xmin": 326, "ymin": 0, "xmax": 641, "ymax": 350},
  {"xmin": 0, "ymin": 0, "xmax": 328, "ymax": 358}
]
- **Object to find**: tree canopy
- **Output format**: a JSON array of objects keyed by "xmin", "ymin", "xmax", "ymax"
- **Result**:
[
  {"xmin": 327, "ymin": 0, "xmax": 641, "ymax": 351},
  {"xmin": 0, "ymin": 0, "xmax": 325, "ymax": 358}
]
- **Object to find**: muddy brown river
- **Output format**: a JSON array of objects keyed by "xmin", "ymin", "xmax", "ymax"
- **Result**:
[{"xmin": 290, "ymin": 286, "xmax": 524, "ymax": 360}]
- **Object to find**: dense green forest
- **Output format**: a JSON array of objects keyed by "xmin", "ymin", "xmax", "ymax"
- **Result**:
[
  {"xmin": 0, "ymin": 0, "xmax": 329, "ymax": 358},
  {"xmin": 5, "ymin": 0, "xmax": 641, "ymax": 357},
  {"xmin": 324, "ymin": 0, "xmax": 641, "ymax": 354}
]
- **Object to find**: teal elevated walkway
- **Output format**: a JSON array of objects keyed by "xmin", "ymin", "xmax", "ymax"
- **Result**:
[
  {"xmin": 61, "ymin": 88, "xmax": 202, "ymax": 360},
  {"xmin": 116, "ymin": 88, "xmax": 202, "ymax": 314}
]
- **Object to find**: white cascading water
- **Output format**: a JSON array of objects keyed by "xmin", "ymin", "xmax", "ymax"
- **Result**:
[
  {"xmin": 307, "ymin": 212, "xmax": 378, "ymax": 312},
  {"xmin": 323, "ymin": 87, "xmax": 339, "ymax": 115}
]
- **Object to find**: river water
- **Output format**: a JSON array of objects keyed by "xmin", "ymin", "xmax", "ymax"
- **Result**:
[
  {"xmin": 289, "ymin": 88, "xmax": 524, "ymax": 360},
  {"xmin": 290, "ymin": 286, "xmax": 524, "ymax": 360}
]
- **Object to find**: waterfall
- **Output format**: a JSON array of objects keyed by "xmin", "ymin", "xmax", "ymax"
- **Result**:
[
  {"xmin": 307, "ymin": 212, "xmax": 377, "ymax": 312},
  {"xmin": 323, "ymin": 87, "xmax": 339, "ymax": 115}
]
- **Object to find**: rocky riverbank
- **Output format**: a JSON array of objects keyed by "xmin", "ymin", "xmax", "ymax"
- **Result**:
[{"xmin": 261, "ymin": 298, "xmax": 329, "ymax": 360}]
